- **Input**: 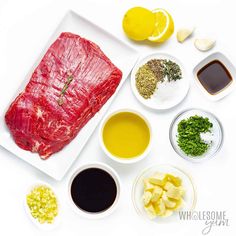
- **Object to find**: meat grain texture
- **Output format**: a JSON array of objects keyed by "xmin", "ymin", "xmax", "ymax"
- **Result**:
[{"xmin": 5, "ymin": 32, "xmax": 122, "ymax": 159}]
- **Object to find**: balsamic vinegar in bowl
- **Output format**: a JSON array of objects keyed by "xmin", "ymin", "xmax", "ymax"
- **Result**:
[{"xmin": 68, "ymin": 163, "xmax": 120, "ymax": 218}]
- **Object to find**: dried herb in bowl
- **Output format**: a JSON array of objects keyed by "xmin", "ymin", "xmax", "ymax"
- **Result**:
[
  {"xmin": 146, "ymin": 59, "xmax": 165, "ymax": 83},
  {"xmin": 177, "ymin": 115, "xmax": 213, "ymax": 156},
  {"xmin": 162, "ymin": 59, "xmax": 182, "ymax": 82},
  {"xmin": 135, "ymin": 59, "xmax": 182, "ymax": 99},
  {"xmin": 135, "ymin": 64, "xmax": 158, "ymax": 99}
]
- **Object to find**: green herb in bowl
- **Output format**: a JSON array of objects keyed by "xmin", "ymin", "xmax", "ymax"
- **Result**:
[{"xmin": 177, "ymin": 115, "xmax": 213, "ymax": 156}]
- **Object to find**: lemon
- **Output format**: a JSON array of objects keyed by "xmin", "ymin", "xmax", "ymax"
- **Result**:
[
  {"xmin": 122, "ymin": 7, "xmax": 155, "ymax": 41},
  {"xmin": 148, "ymin": 9, "xmax": 174, "ymax": 43}
]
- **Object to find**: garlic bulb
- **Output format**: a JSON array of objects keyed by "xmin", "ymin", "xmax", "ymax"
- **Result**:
[
  {"xmin": 176, "ymin": 28, "xmax": 194, "ymax": 43},
  {"xmin": 194, "ymin": 38, "xmax": 215, "ymax": 51}
]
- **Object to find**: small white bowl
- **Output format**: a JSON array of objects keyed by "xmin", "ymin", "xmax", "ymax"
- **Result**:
[
  {"xmin": 68, "ymin": 162, "xmax": 121, "ymax": 219},
  {"xmin": 131, "ymin": 52, "xmax": 189, "ymax": 110},
  {"xmin": 132, "ymin": 164, "xmax": 196, "ymax": 223},
  {"xmin": 24, "ymin": 182, "xmax": 60, "ymax": 230},
  {"xmin": 99, "ymin": 109, "xmax": 152, "ymax": 164},
  {"xmin": 193, "ymin": 52, "xmax": 236, "ymax": 101}
]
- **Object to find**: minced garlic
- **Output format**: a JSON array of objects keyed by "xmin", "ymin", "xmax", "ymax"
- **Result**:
[{"xmin": 26, "ymin": 185, "xmax": 58, "ymax": 224}]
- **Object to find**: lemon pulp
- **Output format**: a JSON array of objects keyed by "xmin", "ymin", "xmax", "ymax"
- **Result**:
[
  {"xmin": 148, "ymin": 9, "xmax": 174, "ymax": 42},
  {"xmin": 102, "ymin": 112, "xmax": 150, "ymax": 158}
]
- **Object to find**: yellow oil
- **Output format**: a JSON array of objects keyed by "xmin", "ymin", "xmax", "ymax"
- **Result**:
[{"xmin": 102, "ymin": 112, "xmax": 150, "ymax": 158}]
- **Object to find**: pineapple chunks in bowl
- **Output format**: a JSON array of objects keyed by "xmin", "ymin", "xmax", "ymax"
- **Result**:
[
  {"xmin": 132, "ymin": 164, "xmax": 196, "ymax": 222},
  {"xmin": 143, "ymin": 173, "xmax": 185, "ymax": 219}
]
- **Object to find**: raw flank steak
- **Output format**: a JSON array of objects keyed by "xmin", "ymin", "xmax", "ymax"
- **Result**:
[{"xmin": 5, "ymin": 32, "xmax": 122, "ymax": 159}]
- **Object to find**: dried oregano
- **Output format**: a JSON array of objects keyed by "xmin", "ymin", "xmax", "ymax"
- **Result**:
[{"xmin": 135, "ymin": 64, "xmax": 158, "ymax": 99}]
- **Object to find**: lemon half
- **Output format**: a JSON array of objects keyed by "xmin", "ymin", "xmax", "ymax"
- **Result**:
[
  {"xmin": 148, "ymin": 9, "xmax": 174, "ymax": 43},
  {"xmin": 122, "ymin": 7, "xmax": 155, "ymax": 41}
]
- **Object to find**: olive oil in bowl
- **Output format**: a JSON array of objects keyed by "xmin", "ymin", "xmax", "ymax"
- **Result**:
[{"xmin": 100, "ymin": 110, "xmax": 151, "ymax": 163}]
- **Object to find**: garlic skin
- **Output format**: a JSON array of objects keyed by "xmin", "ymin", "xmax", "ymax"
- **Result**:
[
  {"xmin": 194, "ymin": 38, "xmax": 216, "ymax": 51},
  {"xmin": 176, "ymin": 28, "xmax": 194, "ymax": 43}
]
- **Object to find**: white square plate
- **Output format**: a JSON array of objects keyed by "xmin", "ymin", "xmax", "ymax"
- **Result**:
[
  {"xmin": 193, "ymin": 52, "xmax": 236, "ymax": 101},
  {"xmin": 0, "ymin": 10, "xmax": 138, "ymax": 180}
]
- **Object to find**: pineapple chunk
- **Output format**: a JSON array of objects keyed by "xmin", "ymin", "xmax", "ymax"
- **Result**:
[
  {"xmin": 166, "ymin": 186, "xmax": 182, "ymax": 200},
  {"xmin": 162, "ymin": 192, "xmax": 177, "ymax": 209},
  {"xmin": 144, "ymin": 204, "xmax": 157, "ymax": 219},
  {"xmin": 149, "ymin": 172, "xmax": 167, "ymax": 186},
  {"xmin": 143, "ymin": 178, "xmax": 155, "ymax": 191},
  {"xmin": 143, "ymin": 191, "xmax": 152, "ymax": 206},
  {"xmin": 151, "ymin": 186, "xmax": 163, "ymax": 203},
  {"xmin": 178, "ymin": 186, "xmax": 185, "ymax": 196},
  {"xmin": 172, "ymin": 198, "xmax": 183, "ymax": 211},
  {"xmin": 163, "ymin": 181, "xmax": 174, "ymax": 191},
  {"xmin": 166, "ymin": 174, "xmax": 182, "ymax": 187},
  {"xmin": 153, "ymin": 199, "xmax": 166, "ymax": 216}
]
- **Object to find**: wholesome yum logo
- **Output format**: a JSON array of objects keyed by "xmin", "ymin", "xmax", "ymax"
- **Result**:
[{"xmin": 179, "ymin": 211, "xmax": 229, "ymax": 235}]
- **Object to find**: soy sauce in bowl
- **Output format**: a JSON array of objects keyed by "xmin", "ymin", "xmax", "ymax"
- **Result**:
[
  {"xmin": 197, "ymin": 60, "xmax": 232, "ymax": 95},
  {"xmin": 69, "ymin": 164, "xmax": 120, "ymax": 218}
]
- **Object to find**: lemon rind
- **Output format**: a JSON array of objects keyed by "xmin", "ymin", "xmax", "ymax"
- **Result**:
[{"xmin": 148, "ymin": 9, "xmax": 171, "ymax": 42}]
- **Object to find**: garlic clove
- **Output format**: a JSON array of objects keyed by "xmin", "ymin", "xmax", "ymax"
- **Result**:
[
  {"xmin": 176, "ymin": 28, "xmax": 194, "ymax": 43},
  {"xmin": 194, "ymin": 38, "xmax": 216, "ymax": 51}
]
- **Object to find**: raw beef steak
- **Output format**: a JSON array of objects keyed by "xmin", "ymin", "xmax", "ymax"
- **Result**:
[{"xmin": 5, "ymin": 32, "xmax": 122, "ymax": 159}]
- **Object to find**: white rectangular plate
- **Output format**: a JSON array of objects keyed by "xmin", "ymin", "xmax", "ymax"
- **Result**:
[{"xmin": 0, "ymin": 10, "xmax": 138, "ymax": 181}]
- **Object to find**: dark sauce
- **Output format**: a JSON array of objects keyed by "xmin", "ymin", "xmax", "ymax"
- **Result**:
[
  {"xmin": 70, "ymin": 168, "xmax": 117, "ymax": 213},
  {"xmin": 197, "ymin": 60, "xmax": 232, "ymax": 95}
]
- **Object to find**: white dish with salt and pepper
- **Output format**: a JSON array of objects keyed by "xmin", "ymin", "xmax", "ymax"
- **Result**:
[{"xmin": 131, "ymin": 53, "xmax": 189, "ymax": 110}]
